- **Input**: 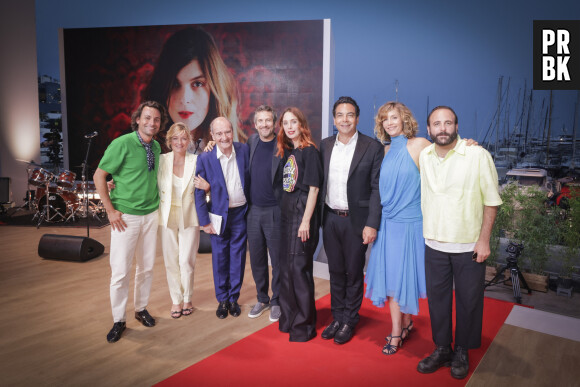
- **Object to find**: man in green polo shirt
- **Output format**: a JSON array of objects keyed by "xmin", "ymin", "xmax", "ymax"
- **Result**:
[
  {"xmin": 94, "ymin": 101, "xmax": 167, "ymax": 343},
  {"xmin": 417, "ymin": 106, "xmax": 502, "ymax": 380}
]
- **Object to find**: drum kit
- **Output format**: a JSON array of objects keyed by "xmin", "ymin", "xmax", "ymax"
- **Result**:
[{"xmin": 26, "ymin": 163, "xmax": 106, "ymax": 226}]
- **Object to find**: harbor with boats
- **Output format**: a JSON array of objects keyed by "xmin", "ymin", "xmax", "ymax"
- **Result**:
[
  {"xmin": 477, "ymin": 80, "xmax": 580, "ymax": 299},
  {"xmin": 478, "ymin": 78, "xmax": 579, "ymax": 191}
]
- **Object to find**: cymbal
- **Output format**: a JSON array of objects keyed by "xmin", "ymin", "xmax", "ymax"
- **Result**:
[{"xmin": 16, "ymin": 159, "xmax": 43, "ymax": 166}]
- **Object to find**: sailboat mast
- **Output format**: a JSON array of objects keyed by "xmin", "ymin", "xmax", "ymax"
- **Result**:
[
  {"xmin": 495, "ymin": 76, "xmax": 503, "ymax": 158},
  {"xmin": 572, "ymin": 91, "xmax": 579, "ymax": 171},
  {"xmin": 545, "ymin": 90, "xmax": 553, "ymax": 165},
  {"xmin": 517, "ymin": 80, "xmax": 527, "ymax": 157},
  {"xmin": 504, "ymin": 77, "xmax": 511, "ymax": 147},
  {"xmin": 524, "ymin": 90, "xmax": 533, "ymax": 154}
]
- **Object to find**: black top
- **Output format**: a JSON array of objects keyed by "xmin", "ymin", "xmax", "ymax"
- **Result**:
[
  {"xmin": 250, "ymin": 138, "xmax": 278, "ymax": 207},
  {"xmin": 282, "ymin": 145, "xmax": 322, "ymax": 194}
]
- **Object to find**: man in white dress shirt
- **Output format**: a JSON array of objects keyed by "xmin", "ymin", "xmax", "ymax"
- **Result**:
[
  {"xmin": 319, "ymin": 96, "xmax": 384, "ymax": 344},
  {"xmin": 194, "ymin": 117, "xmax": 250, "ymax": 319}
]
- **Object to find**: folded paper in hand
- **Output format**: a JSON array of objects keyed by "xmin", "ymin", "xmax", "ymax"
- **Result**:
[{"xmin": 208, "ymin": 212, "xmax": 222, "ymax": 235}]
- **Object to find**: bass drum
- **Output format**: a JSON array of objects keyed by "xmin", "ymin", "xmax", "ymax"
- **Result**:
[{"xmin": 37, "ymin": 190, "xmax": 79, "ymax": 222}]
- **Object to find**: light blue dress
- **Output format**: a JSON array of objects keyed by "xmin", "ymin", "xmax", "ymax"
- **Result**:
[{"xmin": 365, "ymin": 135, "xmax": 426, "ymax": 315}]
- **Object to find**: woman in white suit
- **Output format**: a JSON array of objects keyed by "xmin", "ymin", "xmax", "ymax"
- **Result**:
[{"xmin": 158, "ymin": 122, "xmax": 207, "ymax": 318}]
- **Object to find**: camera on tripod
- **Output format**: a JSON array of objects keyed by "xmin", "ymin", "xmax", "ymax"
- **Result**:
[{"xmin": 506, "ymin": 242, "xmax": 524, "ymax": 260}]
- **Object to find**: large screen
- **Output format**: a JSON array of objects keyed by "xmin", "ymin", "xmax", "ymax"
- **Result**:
[{"xmin": 62, "ymin": 20, "xmax": 327, "ymax": 175}]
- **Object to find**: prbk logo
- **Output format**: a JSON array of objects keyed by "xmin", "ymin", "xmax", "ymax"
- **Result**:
[{"xmin": 533, "ymin": 20, "xmax": 579, "ymax": 90}]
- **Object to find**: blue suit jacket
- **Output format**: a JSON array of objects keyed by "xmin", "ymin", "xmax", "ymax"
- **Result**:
[{"xmin": 195, "ymin": 142, "xmax": 250, "ymax": 234}]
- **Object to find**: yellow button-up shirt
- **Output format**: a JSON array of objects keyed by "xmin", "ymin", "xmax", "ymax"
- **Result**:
[{"xmin": 420, "ymin": 136, "xmax": 502, "ymax": 243}]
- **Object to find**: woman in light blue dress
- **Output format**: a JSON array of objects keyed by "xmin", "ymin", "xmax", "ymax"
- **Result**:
[{"xmin": 365, "ymin": 102, "xmax": 431, "ymax": 355}]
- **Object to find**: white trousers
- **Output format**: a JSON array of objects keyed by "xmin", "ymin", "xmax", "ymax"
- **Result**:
[
  {"xmin": 110, "ymin": 210, "xmax": 159, "ymax": 322},
  {"xmin": 159, "ymin": 205, "xmax": 200, "ymax": 305}
]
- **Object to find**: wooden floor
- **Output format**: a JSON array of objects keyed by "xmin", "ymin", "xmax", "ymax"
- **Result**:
[
  {"xmin": 1, "ymin": 224, "xmax": 579, "ymax": 386},
  {"xmin": 0, "ymin": 224, "xmax": 329, "ymax": 385},
  {"xmin": 468, "ymin": 325, "xmax": 580, "ymax": 386}
]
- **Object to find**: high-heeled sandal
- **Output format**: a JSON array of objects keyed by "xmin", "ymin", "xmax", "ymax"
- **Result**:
[
  {"xmin": 382, "ymin": 335, "xmax": 403, "ymax": 355},
  {"xmin": 385, "ymin": 320, "xmax": 413, "ymax": 341},
  {"xmin": 402, "ymin": 320, "xmax": 414, "ymax": 340}
]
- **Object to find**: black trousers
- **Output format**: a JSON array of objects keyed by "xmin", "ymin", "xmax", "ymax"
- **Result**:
[
  {"xmin": 247, "ymin": 204, "xmax": 281, "ymax": 306},
  {"xmin": 425, "ymin": 245, "xmax": 486, "ymax": 349},
  {"xmin": 278, "ymin": 192, "xmax": 318, "ymax": 342},
  {"xmin": 322, "ymin": 209, "xmax": 368, "ymax": 327}
]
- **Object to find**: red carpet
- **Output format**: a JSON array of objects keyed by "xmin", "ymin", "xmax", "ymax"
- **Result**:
[{"xmin": 157, "ymin": 294, "xmax": 514, "ymax": 387}]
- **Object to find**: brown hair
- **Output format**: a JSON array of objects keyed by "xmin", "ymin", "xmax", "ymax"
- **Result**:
[
  {"xmin": 427, "ymin": 105, "xmax": 458, "ymax": 126},
  {"xmin": 130, "ymin": 100, "xmax": 168, "ymax": 132},
  {"xmin": 254, "ymin": 105, "xmax": 277, "ymax": 124},
  {"xmin": 141, "ymin": 28, "xmax": 239, "ymax": 145}
]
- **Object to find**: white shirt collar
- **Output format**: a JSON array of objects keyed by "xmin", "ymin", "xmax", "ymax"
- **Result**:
[
  {"xmin": 216, "ymin": 144, "xmax": 236, "ymax": 160},
  {"xmin": 335, "ymin": 130, "xmax": 358, "ymax": 146}
]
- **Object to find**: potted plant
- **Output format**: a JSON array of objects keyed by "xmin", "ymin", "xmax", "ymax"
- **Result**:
[
  {"xmin": 494, "ymin": 183, "xmax": 556, "ymax": 292},
  {"xmin": 487, "ymin": 183, "xmax": 517, "ymax": 281},
  {"xmin": 556, "ymin": 188, "xmax": 580, "ymax": 292}
]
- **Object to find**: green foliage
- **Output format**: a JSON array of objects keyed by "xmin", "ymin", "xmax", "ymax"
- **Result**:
[
  {"xmin": 488, "ymin": 183, "xmax": 517, "ymax": 266},
  {"xmin": 491, "ymin": 183, "xmax": 560, "ymax": 274},
  {"xmin": 558, "ymin": 189, "xmax": 580, "ymax": 277}
]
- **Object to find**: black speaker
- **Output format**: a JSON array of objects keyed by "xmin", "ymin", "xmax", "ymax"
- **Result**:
[
  {"xmin": 38, "ymin": 234, "xmax": 105, "ymax": 261},
  {"xmin": 0, "ymin": 177, "xmax": 10, "ymax": 203},
  {"xmin": 198, "ymin": 230, "xmax": 212, "ymax": 254}
]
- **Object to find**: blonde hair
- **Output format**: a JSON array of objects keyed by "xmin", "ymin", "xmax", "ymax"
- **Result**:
[
  {"xmin": 166, "ymin": 122, "xmax": 192, "ymax": 149},
  {"xmin": 374, "ymin": 101, "xmax": 418, "ymax": 143}
]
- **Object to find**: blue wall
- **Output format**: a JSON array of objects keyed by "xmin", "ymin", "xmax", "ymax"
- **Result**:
[{"xmin": 36, "ymin": 0, "xmax": 580, "ymax": 140}]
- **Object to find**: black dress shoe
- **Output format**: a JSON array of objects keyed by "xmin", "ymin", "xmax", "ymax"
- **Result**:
[
  {"xmin": 106, "ymin": 321, "xmax": 126, "ymax": 343},
  {"xmin": 451, "ymin": 346, "xmax": 469, "ymax": 379},
  {"xmin": 321, "ymin": 320, "xmax": 341, "ymax": 340},
  {"xmin": 334, "ymin": 323, "xmax": 354, "ymax": 345},
  {"xmin": 216, "ymin": 301, "xmax": 229, "ymax": 319},
  {"xmin": 135, "ymin": 309, "xmax": 155, "ymax": 327},
  {"xmin": 228, "ymin": 301, "xmax": 241, "ymax": 317},
  {"xmin": 417, "ymin": 345, "xmax": 454, "ymax": 374}
]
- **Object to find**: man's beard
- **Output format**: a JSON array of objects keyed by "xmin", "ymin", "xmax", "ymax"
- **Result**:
[{"xmin": 430, "ymin": 129, "xmax": 458, "ymax": 146}]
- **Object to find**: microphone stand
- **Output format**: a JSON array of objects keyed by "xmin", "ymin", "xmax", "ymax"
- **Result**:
[{"xmin": 82, "ymin": 136, "xmax": 94, "ymax": 238}]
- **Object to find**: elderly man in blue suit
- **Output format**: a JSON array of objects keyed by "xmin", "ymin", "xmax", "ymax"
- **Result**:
[{"xmin": 195, "ymin": 117, "xmax": 250, "ymax": 319}]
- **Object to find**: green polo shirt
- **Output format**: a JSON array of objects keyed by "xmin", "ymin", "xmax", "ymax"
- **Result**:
[
  {"xmin": 98, "ymin": 131, "xmax": 160, "ymax": 215},
  {"xmin": 420, "ymin": 136, "xmax": 503, "ymax": 243}
]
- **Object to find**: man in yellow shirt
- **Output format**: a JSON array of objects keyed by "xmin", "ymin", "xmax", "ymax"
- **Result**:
[{"xmin": 417, "ymin": 106, "xmax": 502, "ymax": 380}]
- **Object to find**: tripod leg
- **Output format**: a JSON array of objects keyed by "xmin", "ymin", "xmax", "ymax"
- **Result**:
[
  {"xmin": 485, "ymin": 265, "xmax": 508, "ymax": 288},
  {"xmin": 517, "ymin": 270, "xmax": 532, "ymax": 295},
  {"xmin": 510, "ymin": 268, "xmax": 522, "ymax": 304}
]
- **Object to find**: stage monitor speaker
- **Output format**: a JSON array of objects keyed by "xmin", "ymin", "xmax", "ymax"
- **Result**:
[
  {"xmin": 198, "ymin": 230, "xmax": 212, "ymax": 254},
  {"xmin": 0, "ymin": 177, "xmax": 10, "ymax": 203},
  {"xmin": 38, "ymin": 234, "xmax": 105, "ymax": 261}
]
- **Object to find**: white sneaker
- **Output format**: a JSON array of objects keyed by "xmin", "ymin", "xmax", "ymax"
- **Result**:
[{"xmin": 248, "ymin": 302, "xmax": 270, "ymax": 318}]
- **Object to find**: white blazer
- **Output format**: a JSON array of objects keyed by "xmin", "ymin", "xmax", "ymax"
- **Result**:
[{"xmin": 158, "ymin": 152, "xmax": 199, "ymax": 228}]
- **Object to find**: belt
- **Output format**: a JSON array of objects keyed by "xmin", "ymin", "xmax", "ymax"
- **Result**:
[{"xmin": 325, "ymin": 204, "xmax": 349, "ymax": 217}]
